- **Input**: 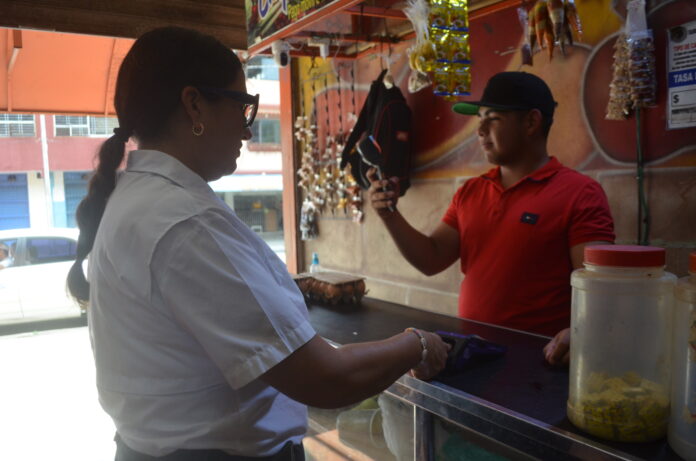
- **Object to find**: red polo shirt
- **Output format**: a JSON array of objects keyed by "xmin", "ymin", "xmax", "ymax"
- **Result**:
[{"xmin": 442, "ymin": 157, "xmax": 615, "ymax": 336}]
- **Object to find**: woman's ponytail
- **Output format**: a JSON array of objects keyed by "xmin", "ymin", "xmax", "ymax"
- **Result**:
[{"xmin": 67, "ymin": 131, "xmax": 128, "ymax": 306}]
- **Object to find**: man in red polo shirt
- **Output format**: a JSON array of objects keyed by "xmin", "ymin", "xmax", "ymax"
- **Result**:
[{"xmin": 367, "ymin": 72, "xmax": 615, "ymax": 365}]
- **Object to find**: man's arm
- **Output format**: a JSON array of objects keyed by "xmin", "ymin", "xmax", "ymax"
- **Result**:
[
  {"xmin": 543, "ymin": 240, "xmax": 612, "ymax": 366},
  {"xmin": 366, "ymin": 168, "xmax": 460, "ymax": 276}
]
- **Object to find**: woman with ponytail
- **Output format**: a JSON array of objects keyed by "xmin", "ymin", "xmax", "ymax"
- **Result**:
[{"xmin": 71, "ymin": 27, "xmax": 448, "ymax": 461}]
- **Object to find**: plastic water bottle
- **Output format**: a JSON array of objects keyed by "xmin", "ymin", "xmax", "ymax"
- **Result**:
[{"xmin": 309, "ymin": 253, "xmax": 322, "ymax": 273}]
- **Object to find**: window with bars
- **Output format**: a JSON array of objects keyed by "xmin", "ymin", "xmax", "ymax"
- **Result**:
[
  {"xmin": 0, "ymin": 114, "xmax": 36, "ymax": 137},
  {"xmin": 250, "ymin": 118, "xmax": 281, "ymax": 145},
  {"xmin": 54, "ymin": 115, "xmax": 119, "ymax": 137}
]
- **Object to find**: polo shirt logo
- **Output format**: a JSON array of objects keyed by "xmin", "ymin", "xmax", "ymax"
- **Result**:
[{"xmin": 520, "ymin": 212, "xmax": 539, "ymax": 225}]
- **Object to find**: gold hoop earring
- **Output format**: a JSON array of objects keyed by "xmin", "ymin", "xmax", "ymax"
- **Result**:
[{"xmin": 192, "ymin": 122, "xmax": 205, "ymax": 136}]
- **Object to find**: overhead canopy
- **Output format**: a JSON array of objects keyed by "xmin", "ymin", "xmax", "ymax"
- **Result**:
[
  {"xmin": 0, "ymin": 0, "xmax": 247, "ymax": 116},
  {"xmin": 1, "ymin": 29, "xmax": 133, "ymax": 115},
  {"xmin": 0, "ymin": 0, "xmax": 247, "ymax": 50}
]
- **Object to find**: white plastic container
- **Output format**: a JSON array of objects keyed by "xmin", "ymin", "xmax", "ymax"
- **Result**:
[
  {"xmin": 567, "ymin": 245, "xmax": 676, "ymax": 442},
  {"xmin": 668, "ymin": 252, "xmax": 696, "ymax": 460}
]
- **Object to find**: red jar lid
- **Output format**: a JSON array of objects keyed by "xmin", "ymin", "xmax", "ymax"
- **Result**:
[
  {"xmin": 584, "ymin": 245, "xmax": 665, "ymax": 267},
  {"xmin": 690, "ymin": 252, "xmax": 696, "ymax": 273}
]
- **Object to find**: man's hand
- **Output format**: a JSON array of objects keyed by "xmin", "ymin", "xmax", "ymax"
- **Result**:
[
  {"xmin": 366, "ymin": 168, "xmax": 399, "ymax": 219},
  {"xmin": 543, "ymin": 327, "xmax": 570, "ymax": 366}
]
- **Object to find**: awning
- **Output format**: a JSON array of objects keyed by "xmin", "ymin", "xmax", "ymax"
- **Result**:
[
  {"xmin": 1, "ymin": 29, "xmax": 133, "ymax": 115},
  {"xmin": 0, "ymin": 0, "xmax": 247, "ymax": 116},
  {"xmin": 0, "ymin": 0, "xmax": 247, "ymax": 50}
]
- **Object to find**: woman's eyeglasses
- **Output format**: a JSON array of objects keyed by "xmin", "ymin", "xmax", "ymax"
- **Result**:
[{"xmin": 197, "ymin": 86, "xmax": 259, "ymax": 128}]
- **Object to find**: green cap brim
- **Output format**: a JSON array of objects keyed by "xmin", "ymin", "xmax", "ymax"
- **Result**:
[{"xmin": 452, "ymin": 102, "xmax": 480, "ymax": 115}]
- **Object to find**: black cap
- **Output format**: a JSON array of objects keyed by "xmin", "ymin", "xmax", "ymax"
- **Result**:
[{"xmin": 452, "ymin": 72, "xmax": 557, "ymax": 118}]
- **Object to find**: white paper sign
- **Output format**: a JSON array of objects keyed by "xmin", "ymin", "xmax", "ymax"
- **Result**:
[{"xmin": 667, "ymin": 20, "xmax": 696, "ymax": 129}]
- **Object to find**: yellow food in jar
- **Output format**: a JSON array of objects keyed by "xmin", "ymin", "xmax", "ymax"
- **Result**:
[{"xmin": 567, "ymin": 371, "xmax": 669, "ymax": 442}]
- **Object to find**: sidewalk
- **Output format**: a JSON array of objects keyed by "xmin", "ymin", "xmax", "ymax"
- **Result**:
[{"xmin": 0, "ymin": 327, "xmax": 116, "ymax": 461}]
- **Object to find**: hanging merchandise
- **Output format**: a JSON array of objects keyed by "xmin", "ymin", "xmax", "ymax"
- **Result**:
[
  {"xmin": 404, "ymin": 0, "xmax": 434, "ymax": 93},
  {"xmin": 431, "ymin": 0, "xmax": 471, "ymax": 99},
  {"xmin": 403, "ymin": 0, "xmax": 471, "ymax": 99},
  {"xmin": 606, "ymin": 35, "xmax": 632, "ymax": 120},
  {"xmin": 295, "ymin": 59, "xmax": 362, "ymax": 229},
  {"xmin": 625, "ymin": 0, "xmax": 656, "ymax": 109},
  {"xmin": 339, "ymin": 69, "xmax": 413, "ymax": 195},
  {"xmin": 606, "ymin": 0, "xmax": 656, "ymax": 120},
  {"xmin": 300, "ymin": 199, "xmax": 319, "ymax": 240},
  {"xmin": 518, "ymin": 0, "xmax": 583, "ymax": 66},
  {"xmin": 295, "ymin": 60, "xmax": 322, "ymax": 239}
]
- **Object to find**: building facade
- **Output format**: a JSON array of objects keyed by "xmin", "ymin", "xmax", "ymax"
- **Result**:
[{"xmin": 0, "ymin": 56, "xmax": 283, "ymax": 238}]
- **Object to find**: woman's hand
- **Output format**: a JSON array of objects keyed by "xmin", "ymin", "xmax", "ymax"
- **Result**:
[{"xmin": 410, "ymin": 331, "xmax": 451, "ymax": 380}]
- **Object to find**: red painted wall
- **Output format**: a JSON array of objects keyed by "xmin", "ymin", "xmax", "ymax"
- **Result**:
[{"xmin": 0, "ymin": 116, "xmax": 108, "ymax": 172}]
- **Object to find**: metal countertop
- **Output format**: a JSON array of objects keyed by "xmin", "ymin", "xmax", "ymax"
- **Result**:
[{"xmin": 307, "ymin": 297, "xmax": 682, "ymax": 461}]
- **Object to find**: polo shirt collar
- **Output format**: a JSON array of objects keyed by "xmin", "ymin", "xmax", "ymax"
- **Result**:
[
  {"xmin": 126, "ymin": 149, "xmax": 211, "ymax": 192},
  {"xmin": 481, "ymin": 156, "xmax": 562, "ymax": 185}
]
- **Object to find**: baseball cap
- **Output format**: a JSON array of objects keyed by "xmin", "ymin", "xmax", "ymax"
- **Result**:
[{"xmin": 452, "ymin": 72, "xmax": 557, "ymax": 117}]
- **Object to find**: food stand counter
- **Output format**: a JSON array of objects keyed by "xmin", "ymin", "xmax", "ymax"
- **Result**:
[{"xmin": 306, "ymin": 297, "xmax": 683, "ymax": 461}]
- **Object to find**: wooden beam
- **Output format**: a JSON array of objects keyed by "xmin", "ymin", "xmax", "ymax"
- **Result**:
[
  {"xmin": 342, "ymin": 6, "xmax": 407, "ymax": 20},
  {"xmin": 293, "ymin": 31, "xmax": 400, "ymax": 44},
  {"xmin": 0, "ymin": 0, "xmax": 249, "ymax": 50},
  {"xmin": 279, "ymin": 62, "xmax": 299, "ymax": 274},
  {"xmin": 470, "ymin": 0, "xmax": 522, "ymax": 20}
]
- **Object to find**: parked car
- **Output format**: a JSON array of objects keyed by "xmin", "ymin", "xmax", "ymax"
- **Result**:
[{"xmin": 0, "ymin": 228, "xmax": 84, "ymax": 323}]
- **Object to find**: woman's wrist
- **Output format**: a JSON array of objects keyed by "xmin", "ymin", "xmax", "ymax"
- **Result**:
[{"xmin": 405, "ymin": 327, "xmax": 428, "ymax": 363}]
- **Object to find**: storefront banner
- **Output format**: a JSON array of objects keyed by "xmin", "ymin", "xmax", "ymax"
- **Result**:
[
  {"xmin": 246, "ymin": 0, "xmax": 334, "ymax": 47},
  {"xmin": 667, "ymin": 19, "xmax": 696, "ymax": 129}
]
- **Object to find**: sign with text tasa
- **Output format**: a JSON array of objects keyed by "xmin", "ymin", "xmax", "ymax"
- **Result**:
[
  {"xmin": 246, "ymin": 0, "xmax": 334, "ymax": 47},
  {"xmin": 667, "ymin": 19, "xmax": 696, "ymax": 129}
]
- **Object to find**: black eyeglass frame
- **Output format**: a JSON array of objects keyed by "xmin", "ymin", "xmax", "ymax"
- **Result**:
[{"xmin": 196, "ymin": 86, "xmax": 259, "ymax": 127}]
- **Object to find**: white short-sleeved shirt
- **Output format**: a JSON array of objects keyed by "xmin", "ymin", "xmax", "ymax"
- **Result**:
[{"xmin": 88, "ymin": 150, "xmax": 316, "ymax": 457}]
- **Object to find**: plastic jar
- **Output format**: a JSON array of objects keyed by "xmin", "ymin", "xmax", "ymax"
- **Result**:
[
  {"xmin": 567, "ymin": 245, "xmax": 676, "ymax": 442},
  {"xmin": 668, "ymin": 252, "xmax": 696, "ymax": 460}
]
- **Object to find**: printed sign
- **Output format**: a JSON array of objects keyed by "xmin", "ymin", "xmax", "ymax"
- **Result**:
[
  {"xmin": 246, "ymin": 0, "xmax": 334, "ymax": 47},
  {"xmin": 667, "ymin": 20, "xmax": 696, "ymax": 129}
]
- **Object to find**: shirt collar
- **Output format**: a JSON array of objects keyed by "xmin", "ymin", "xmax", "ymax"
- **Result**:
[
  {"xmin": 126, "ymin": 150, "xmax": 211, "ymax": 192},
  {"xmin": 481, "ymin": 156, "xmax": 562, "ymax": 185}
]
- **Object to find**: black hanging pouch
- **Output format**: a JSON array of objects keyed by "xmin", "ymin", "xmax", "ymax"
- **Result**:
[{"xmin": 339, "ymin": 69, "xmax": 413, "ymax": 196}]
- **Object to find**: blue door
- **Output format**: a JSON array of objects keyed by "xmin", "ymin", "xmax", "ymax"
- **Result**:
[
  {"xmin": 0, "ymin": 174, "xmax": 30, "ymax": 230},
  {"xmin": 63, "ymin": 172, "xmax": 89, "ymax": 228}
]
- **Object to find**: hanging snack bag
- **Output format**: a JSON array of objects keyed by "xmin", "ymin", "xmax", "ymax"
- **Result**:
[
  {"xmin": 450, "ymin": 30, "xmax": 471, "ymax": 63},
  {"xmin": 625, "ymin": 0, "xmax": 656, "ymax": 108},
  {"xmin": 433, "ymin": 64, "xmax": 453, "ymax": 97},
  {"xmin": 429, "ymin": 0, "xmax": 450, "ymax": 29},
  {"xmin": 431, "ymin": 28, "xmax": 451, "ymax": 62},
  {"xmin": 450, "ymin": 4, "xmax": 469, "ymax": 31},
  {"xmin": 451, "ymin": 63, "xmax": 472, "ymax": 96},
  {"xmin": 404, "ymin": 0, "xmax": 437, "ymax": 75}
]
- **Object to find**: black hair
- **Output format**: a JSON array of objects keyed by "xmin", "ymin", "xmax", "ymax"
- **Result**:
[
  {"xmin": 510, "ymin": 110, "xmax": 553, "ymax": 138},
  {"xmin": 67, "ymin": 27, "xmax": 243, "ymax": 306},
  {"xmin": 541, "ymin": 115, "xmax": 553, "ymax": 138}
]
